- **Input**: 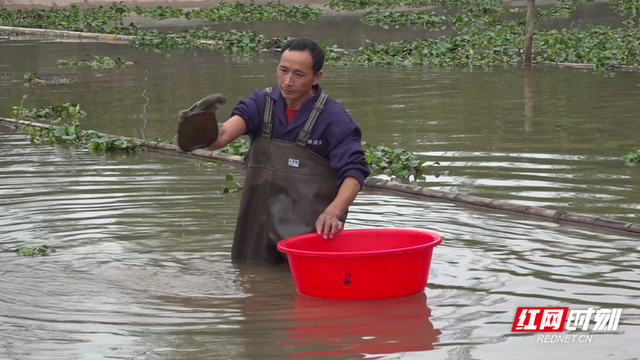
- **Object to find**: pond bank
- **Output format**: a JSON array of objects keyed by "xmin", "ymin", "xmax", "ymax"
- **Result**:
[{"xmin": 2, "ymin": 116, "xmax": 639, "ymax": 236}]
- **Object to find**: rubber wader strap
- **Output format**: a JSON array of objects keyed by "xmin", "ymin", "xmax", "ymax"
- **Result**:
[
  {"xmin": 262, "ymin": 87, "xmax": 274, "ymax": 138},
  {"xmin": 296, "ymin": 92, "xmax": 328, "ymax": 147}
]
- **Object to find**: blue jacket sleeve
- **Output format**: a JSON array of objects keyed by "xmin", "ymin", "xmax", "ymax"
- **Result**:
[
  {"xmin": 329, "ymin": 124, "xmax": 371, "ymax": 189},
  {"xmin": 230, "ymin": 89, "xmax": 265, "ymax": 140}
]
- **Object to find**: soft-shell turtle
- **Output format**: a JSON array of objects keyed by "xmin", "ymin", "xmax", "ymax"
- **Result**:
[{"xmin": 174, "ymin": 93, "xmax": 227, "ymax": 152}]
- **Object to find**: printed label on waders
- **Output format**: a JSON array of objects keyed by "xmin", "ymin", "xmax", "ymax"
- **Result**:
[{"xmin": 288, "ymin": 158, "xmax": 300, "ymax": 168}]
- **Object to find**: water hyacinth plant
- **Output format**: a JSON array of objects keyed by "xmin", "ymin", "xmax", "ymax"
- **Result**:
[
  {"xmin": 134, "ymin": 5, "xmax": 185, "ymax": 20},
  {"xmin": 129, "ymin": 28, "xmax": 292, "ymax": 53},
  {"xmin": 10, "ymin": 100, "xmax": 143, "ymax": 153},
  {"xmin": 361, "ymin": 10, "xmax": 447, "ymax": 30},
  {"xmin": 57, "ymin": 55, "xmax": 138, "ymax": 69},
  {"xmin": 0, "ymin": 0, "xmax": 322, "ymax": 33},
  {"xmin": 327, "ymin": 0, "xmax": 429, "ymax": 11},
  {"xmin": 17, "ymin": 245, "xmax": 55, "ymax": 256},
  {"xmin": 23, "ymin": 72, "xmax": 72, "ymax": 86},
  {"xmin": 607, "ymin": 0, "xmax": 640, "ymax": 20},
  {"xmin": 325, "ymin": 22, "xmax": 640, "ymax": 70},
  {"xmin": 86, "ymin": 133, "xmax": 142, "ymax": 153},
  {"xmin": 13, "ymin": 101, "xmax": 87, "ymax": 121},
  {"xmin": 21, "ymin": 121, "xmax": 82, "ymax": 145},
  {"xmin": 622, "ymin": 148, "xmax": 640, "ymax": 166},
  {"xmin": 0, "ymin": 3, "xmax": 136, "ymax": 35},
  {"xmin": 219, "ymin": 137, "xmax": 251, "ymax": 156},
  {"xmin": 362, "ymin": 142, "xmax": 439, "ymax": 179},
  {"xmin": 1, "ymin": 0, "xmax": 638, "ymax": 69},
  {"xmin": 185, "ymin": 1, "xmax": 323, "ymax": 23},
  {"xmin": 223, "ymin": 172, "xmax": 244, "ymax": 193}
]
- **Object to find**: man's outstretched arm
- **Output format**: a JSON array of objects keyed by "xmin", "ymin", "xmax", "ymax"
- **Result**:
[{"xmin": 208, "ymin": 115, "xmax": 247, "ymax": 151}]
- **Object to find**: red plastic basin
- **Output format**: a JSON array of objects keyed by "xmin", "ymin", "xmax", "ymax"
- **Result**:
[{"xmin": 277, "ymin": 228, "xmax": 442, "ymax": 300}]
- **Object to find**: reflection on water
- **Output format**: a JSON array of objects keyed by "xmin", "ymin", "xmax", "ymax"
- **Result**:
[{"xmin": 280, "ymin": 292, "xmax": 440, "ymax": 359}]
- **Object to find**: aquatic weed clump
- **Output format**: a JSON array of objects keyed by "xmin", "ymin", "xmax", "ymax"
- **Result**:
[
  {"xmin": 0, "ymin": 0, "xmax": 638, "ymax": 70},
  {"xmin": 327, "ymin": 0, "xmax": 430, "ymax": 11},
  {"xmin": 12, "ymin": 100, "xmax": 87, "ymax": 121},
  {"xmin": 10, "ymin": 98, "xmax": 143, "ymax": 152},
  {"xmin": 330, "ymin": 15, "xmax": 640, "ymax": 70},
  {"xmin": 333, "ymin": 21, "xmax": 526, "ymax": 67},
  {"xmin": 361, "ymin": 10, "xmax": 447, "ymax": 29},
  {"xmin": 57, "ymin": 54, "xmax": 138, "ymax": 69},
  {"xmin": 0, "ymin": 2, "xmax": 138, "ymax": 35},
  {"xmin": 622, "ymin": 148, "xmax": 640, "ymax": 166},
  {"xmin": 17, "ymin": 245, "xmax": 55, "ymax": 256},
  {"xmin": 186, "ymin": 1, "xmax": 323, "ymax": 23},
  {"xmin": 22, "ymin": 72, "xmax": 72, "ymax": 86},
  {"xmin": 363, "ymin": 143, "xmax": 439, "ymax": 180},
  {"xmin": 131, "ymin": 1, "xmax": 323, "ymax": 23},
  {"xmin": 360, "ymin": 2, "xmax": 582, "ymax": 31},
  {"xmin": 532, "ymin": 25, "xmax": 640, "ymax": 69},
  {"xmin": 130, "ymin": 28, "xmax": 292, "ymax": 53},
  {"xmin": 11, "ymin": 98, "xmax": 87, "ymax": 145},
  {"xmin": 328, "ymin": 0, "xmax": 507, "ymax": 13},
  {"xmin": 130, "ymin": 29, "xmax": 202, "ymax": 50},
  {"xmin": 607, "ymin": 0, "xmax": 640, "ymax": 20},
  {"xmin": 0, "ymin": 1, "xmax": 321, "ymax": 35},
  {"xmin": 341, "ymin": 0, "xmax": 640, "ymax": 70},
  {"xmin": 133, "ymin": 5, "xmax": 185, "ymax": 20}
]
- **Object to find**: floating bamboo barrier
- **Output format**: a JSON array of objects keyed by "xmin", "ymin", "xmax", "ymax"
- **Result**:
[
  {"xmin": 2, "ymin": 26, "xmax": 640, "ymax": 71},
  {"xmin": 0, "ymin": 26, "xmax": 354, "ymax": 54},
  {"xmin": 2, "ymin": 116, "xmax": 639, "ymax": 235}
]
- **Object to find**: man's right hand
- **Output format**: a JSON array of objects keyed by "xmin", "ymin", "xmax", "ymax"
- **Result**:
[
  {"xmin": 315, "ymin": 211, "xmax": 344, "ymax": 240},
  {"xmin": 209, "ymin": 114, "xmax": 247, "ymax": 151}
]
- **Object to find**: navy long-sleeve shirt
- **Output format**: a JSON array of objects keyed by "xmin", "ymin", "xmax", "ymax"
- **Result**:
[{"xmin": 230, "ymin": 83, "xmax": 370, "ymax": 189}]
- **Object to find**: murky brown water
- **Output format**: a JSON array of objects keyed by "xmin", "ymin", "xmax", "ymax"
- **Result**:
[
  {"xmin": 1, "ymin": 16, "xmax": 640, "ymax": 359},
  {"xmin": 2, "ymin": 35, "xmax": 639, "ymax": 222}
]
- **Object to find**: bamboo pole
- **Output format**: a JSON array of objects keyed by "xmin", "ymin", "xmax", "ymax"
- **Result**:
[
  {"xmin": 2, "ymin": 116, "xmax": 640, "ymax": 236},
  {"xmin": 525, "ymin": 0, "xmax": 536, "ymax": 64}
]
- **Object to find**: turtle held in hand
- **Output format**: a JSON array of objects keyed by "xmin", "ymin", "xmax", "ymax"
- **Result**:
[{"xmin": 174, "ymin": 93, "xmax": 227, "ymax": 152}]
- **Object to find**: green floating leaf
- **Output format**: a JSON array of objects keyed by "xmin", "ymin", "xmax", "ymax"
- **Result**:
[
  {"xmin": 17, "ymin": 245, "xmax": 55, "ymax": 256},
  {"xmin": 53, "ymin": 126, "xmax": 68, "ymax": 137}
]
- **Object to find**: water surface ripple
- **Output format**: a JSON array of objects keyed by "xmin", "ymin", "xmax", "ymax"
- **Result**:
[{"xmin": 1, "ymin": 128, "xmax": 639, "ymax": 360}]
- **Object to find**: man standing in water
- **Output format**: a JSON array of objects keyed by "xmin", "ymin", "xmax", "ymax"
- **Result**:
[{"xmin": 207, "ymin": 38, "xmax": 370, "ymax": 265}]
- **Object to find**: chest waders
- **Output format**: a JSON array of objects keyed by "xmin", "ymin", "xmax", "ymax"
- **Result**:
[{"xmin": 231, "ymin": 88, "xmax": 348, "ymax": 265}]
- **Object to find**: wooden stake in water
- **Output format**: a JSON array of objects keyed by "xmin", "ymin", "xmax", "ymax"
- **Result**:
[
  {"xmin": 525, "ymin": 0, "xmax": 536, "ymax": 64},
  {"xmin": 524, "ymin": 65, "xmax": 533, "ymax": 132}
]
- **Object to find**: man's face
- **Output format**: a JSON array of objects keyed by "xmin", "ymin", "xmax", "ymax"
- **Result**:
[{"xmin": 277, "ymin": 49, "xmax": 322, "ymax": 108}]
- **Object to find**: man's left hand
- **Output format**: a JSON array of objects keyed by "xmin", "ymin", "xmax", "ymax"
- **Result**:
[{"xmin": 316, "ymin": 212, "xmax": 343, "ymax": 239}]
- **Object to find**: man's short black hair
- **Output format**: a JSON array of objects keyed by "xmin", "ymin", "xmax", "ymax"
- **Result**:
[{"xmin": 281, "ymin": 38, "xmax": 324, "ymax": 75}]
